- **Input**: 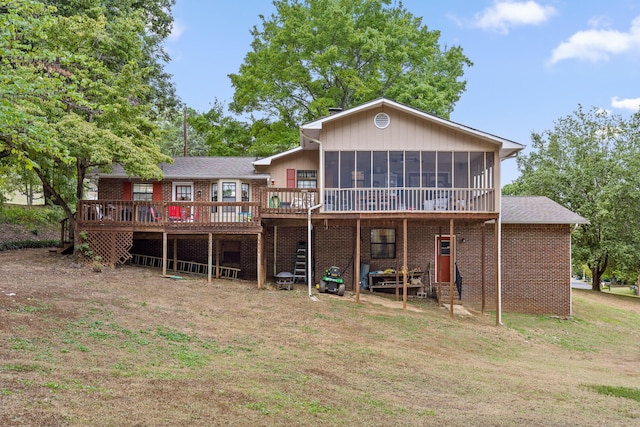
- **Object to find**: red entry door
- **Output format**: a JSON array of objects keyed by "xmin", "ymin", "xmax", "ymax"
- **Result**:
[{"xmin": 437, "ymin": 236, "xmax": 451, "ymax": 283}]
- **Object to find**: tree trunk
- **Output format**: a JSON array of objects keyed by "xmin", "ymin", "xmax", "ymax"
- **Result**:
[
  {"xmin": 590, "ymin": 254, "xmax": 608, "ymax": 292},
  {"xmin": 33, "ymin": 166, "xmax": 75, "ymax": 229},
  {"xmin": 591, "ymin": 267, "xmax": 602, "ymax": 291}
]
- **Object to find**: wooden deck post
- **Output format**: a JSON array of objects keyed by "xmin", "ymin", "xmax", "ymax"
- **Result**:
[
  {"xmin": 403, "ymin": 218, "xmax": 408, "ymax": 311},
  {"xmin": 207, "ymin": 233, "xmax": 212, "ymax": 283},
  {"xmin": 449, "ymin": 218, "xmax": 455, "ymax": 319},
  {"xmin": 162, "ymin": 232, "xmax": 167, "ymax": 276},
  {"xmin": 216, "ymin": 239, "xmax": 220, "ymax": 278},
  {"xmin": 355, "ymin": 219, "xmax": 361, "ymax": 304},
  {"xmin": 257, "ymin": 231, "xmax": 264, "ymax": 289}
]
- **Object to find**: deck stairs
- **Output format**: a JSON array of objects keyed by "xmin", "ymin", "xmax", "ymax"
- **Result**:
[{"xmin": 436, "ymin": 282, "xmax": 462, "ymax": 306}]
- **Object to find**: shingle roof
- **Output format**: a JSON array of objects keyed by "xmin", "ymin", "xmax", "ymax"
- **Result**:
[
  {"xmin": 502, "ymin": 196, "xmax": 588, "ymax": 224},
  {"xmin": 98, "ymin": 157, "xmax": 270, "ymax": 181}
]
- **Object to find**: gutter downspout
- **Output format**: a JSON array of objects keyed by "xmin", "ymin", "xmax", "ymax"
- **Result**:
[
  {"xmin": 301, "ymin": 129, "xmax": 323, "ymax": 300},
  {"xmin": 307, "ymin": 201, "xmax": 322, "ymax": 299}
]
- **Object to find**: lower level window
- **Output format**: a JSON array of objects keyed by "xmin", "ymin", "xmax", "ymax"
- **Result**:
[{"xmin": 371, "ymin": 229, "xmax": 396, "ymax": 259}]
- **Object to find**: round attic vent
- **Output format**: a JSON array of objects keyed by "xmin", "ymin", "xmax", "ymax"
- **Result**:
[{"xmin": 374, "ymin": 112, "xmax": 390, "ymax": 129}]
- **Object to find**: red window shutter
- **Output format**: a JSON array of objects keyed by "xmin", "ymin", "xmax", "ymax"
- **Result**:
[
  {"xmin": 152, "ymin": 182, "xmax": 163, "ymax": 201},
  {"xmin": 122, "ymin": 182, "xmax": 132, "ymax": 200},
  {"xmin": 286, "ymin": 169, "xmax": 296, "ymax": 188}
]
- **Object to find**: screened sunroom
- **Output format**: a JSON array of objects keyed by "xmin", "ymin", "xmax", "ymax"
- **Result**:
[{"xmin": 323, "ymin": 150, "xmax": 496, "ymax": 212}]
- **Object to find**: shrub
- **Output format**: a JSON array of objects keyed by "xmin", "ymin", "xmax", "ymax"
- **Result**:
[
  {"xmin": 0, "ymin": 205, "xmax": 64, "ymax": 227},
  {"xmin": 0, "ymin": 240, "xmax": 59, "ymax": 251}
]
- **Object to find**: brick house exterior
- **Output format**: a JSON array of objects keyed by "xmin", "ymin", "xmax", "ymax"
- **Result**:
[{"xmin": 84, "ymin": 99, "xmax": 586, "ymax": 318}]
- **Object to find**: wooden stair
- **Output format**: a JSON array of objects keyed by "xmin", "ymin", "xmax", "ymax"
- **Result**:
[
  {"xmin": 56, "ymin": 242, "xmax": 74, "ymax": 255},
  {"xmin": 436, "ymin": 282, "xmax": 462, "ymax": 306}
]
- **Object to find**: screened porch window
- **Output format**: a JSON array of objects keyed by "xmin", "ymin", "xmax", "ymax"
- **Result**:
[{"xmin": 324, "ymin": 150, "xmax": 494, "ymax": 190}]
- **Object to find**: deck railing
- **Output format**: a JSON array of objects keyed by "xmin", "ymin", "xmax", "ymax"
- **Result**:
[
  {"xmin": 79, "ymin": 187, "xmax": 495, "ymax": 227},
  {"xmin": 77, "ymin": 200, "xmax": 261, "ymax": 227},
  {"xmin": 262, "ymin": 188, "xmax": 319, "ymax": 214},
  {"xmin": 323, "ymin": 187, "xmax": 495, "ymax": 212}
]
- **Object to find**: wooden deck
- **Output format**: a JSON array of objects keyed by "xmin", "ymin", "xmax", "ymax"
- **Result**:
[
  {"xmin": 78, "ymin": 185, "xmax": 498, "ymax": 233},
  {"xmin": 77, "ymin": 200, "xmax": 262, "ymax": 233}
]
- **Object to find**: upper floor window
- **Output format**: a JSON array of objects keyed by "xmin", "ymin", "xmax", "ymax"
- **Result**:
[
  {"xmin": 211, "ymin": 183, "xmax": 218, "ymax": 202},
  {"xmin": 222, "ymin": 182, "xmax": 236, "ymax": 201},
  {"xmin": 241, "ymin": 183, "xmax": 250, "ymax": 201},
  {"xmin": 297, "ymin": 170, "xmax": 317, "ymax": 188},
  {"xmin": 173, "ymin": 183, "xmax": 193, "ymax": 201},
  {"xmin": 222, "ymin": 182, "xmax": 236, "ymax": 213},
  {"xmin": 133, "ymin": 183, "xmax": 153, "ymax": 201}
]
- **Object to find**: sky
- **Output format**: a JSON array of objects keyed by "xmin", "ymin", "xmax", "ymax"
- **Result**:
[{"xmin": 163, "ymin": 0, "xmax": 640, "ymax": 185}]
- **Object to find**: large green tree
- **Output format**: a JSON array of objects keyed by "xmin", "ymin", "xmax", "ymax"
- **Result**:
[
  {"xmin": 229, "ymin": 0, "xmax": 471, "ymax": 143},
  {"xmin": 511, "ymin": 106, "xmax": 640, "ymax": 291},
  {"xmin": 189, "ymin": 102, "xmax": 255, "ymax": 157},
  {"xmin": 43, "ymin": 0, "xmax": 179, "ymax": 114},
  {"xmin": 0, "ymin": 0, "xmax": 172, "ymax": 233}
]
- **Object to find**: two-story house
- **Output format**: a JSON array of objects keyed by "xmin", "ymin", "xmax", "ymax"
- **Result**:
[{"xmin": 80, "ymin": 98, "xmax": 586, "ymax": 318}]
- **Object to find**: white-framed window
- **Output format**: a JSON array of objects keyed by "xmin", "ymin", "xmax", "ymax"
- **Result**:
[
  {"xmin": 241, "ymin": 183, "xmax": 250, "ymax": 201},
  {"xmin": 297, "ymin": 170, "xmax": 317, "ymax": 188},
  {"xmin": 211, "ymin": 183, "xmax": 218, "ymax": 202},
  {"xmin": 211, "ymin": 183, "xmax": 218, "ymax": 213},
  {"xmin": 133, "ymin": 183, "xmax": 153, "ymax": 201},
  {"xmin": 222, "ymin": 182, "xmax": 236, "ymax": 213},
  {"xmin": 172, "ymin": 182, "xmax": 193, "ymax": 201}
]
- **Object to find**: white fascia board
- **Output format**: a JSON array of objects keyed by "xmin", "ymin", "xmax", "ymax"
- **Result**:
[{"xmin": 253, "ymin": 146, "xmax": 304, "ymax": 166}]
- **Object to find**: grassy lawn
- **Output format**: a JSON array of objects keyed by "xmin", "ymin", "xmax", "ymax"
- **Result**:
[
  {"xmin": 1, "ymin": 249, "xmax": 639, "ymax": 426},
  {"xmin": 602, "ymin": 285, "xmax": 639, "ymax": 298}
]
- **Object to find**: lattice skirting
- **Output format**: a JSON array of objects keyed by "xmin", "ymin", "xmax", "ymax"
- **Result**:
[{"xmin": 84, "ymin": 231, "xmax": 133, "ymax": 266}]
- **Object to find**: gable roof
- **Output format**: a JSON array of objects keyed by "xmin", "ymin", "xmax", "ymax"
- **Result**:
[
  {"xmin": 299, "ymin": 98, "xmax": 525, "ymax": 160},
  {"xmin": 501, "ymin": 196, "xmax": 588, "ymax": 224},
  {"xmin": 98, "ymin": 157, "xmax": 270, "ymax": 181}
]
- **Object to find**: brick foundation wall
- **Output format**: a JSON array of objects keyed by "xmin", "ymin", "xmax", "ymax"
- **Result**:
[
  {"xmin": 263, "ymin": 226, "xmax": 309, "ymax": 279},
  {"xmin": 98, "ymin": 186, "xmax": 572, "ymax": 316},
  {"xmin": 313, "ymin": 222, "xmax": 489, "ymax": 293},
  {"xmin": 311, "ymin": 221, "xmax": 570, "ymax": 316},
  {"xmin": 501, "ymin": 224, "xmax": 571, "ymax": 316},
  {"xmin": 130, "ymin": 234, "xmax": 258, "ymax": 280}
]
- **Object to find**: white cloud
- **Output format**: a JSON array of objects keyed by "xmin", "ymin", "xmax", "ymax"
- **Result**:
[
  {"xmin": 549, "ymin": 16, "xmax": 640, "ymax": 64},
  {"xmin": 472, "ymin": 1, "xmax": 556, "ymax": 34},
  {"xmin": 168, "ymin": 20, "xmax": 186, "ymax": 42},
  {"xmin": 587, "ymin": 15, "xmax": 612, "ymax": 29},
  {"xmin": 611, "ymin": 96, "xmax": 640, "ymax": 111}
]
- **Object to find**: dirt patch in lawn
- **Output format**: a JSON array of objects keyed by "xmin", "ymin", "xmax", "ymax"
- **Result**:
[{"xmin": 1, "ymin": 249, "xmax": 639, "ymax": 426}]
